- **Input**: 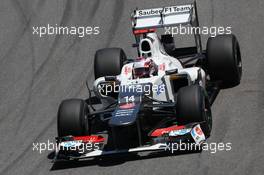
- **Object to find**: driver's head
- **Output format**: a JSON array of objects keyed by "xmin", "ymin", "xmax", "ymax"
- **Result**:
[{"xmin": 132, "ymin": 58, "xmax": 157, "ymax": 79}]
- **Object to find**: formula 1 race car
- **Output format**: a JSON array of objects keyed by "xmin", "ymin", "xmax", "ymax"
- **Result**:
[{"xmin": 54, "ymin": 1, "xmax": 242, "ymax": 161}]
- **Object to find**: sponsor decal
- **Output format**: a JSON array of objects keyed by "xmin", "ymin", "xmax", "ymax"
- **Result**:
[
  {"xmin": 169, "ymin": 128, "xmax": 192, "ymax": 136},
  {"xmin": 114, "ymin": 108, "xmax": 136, "ymax": 117},
  {"xmin": 136, "ymin": 5, "xmax": 192, "ymax": 17},
  {"xmin": 156, "ymin": 83, "xmax": 165, "ymax": 95},
  {"xmin": 195, "ymin": 126, "xmax": 203, "ymax": 136},
  {"xmin": 191, "ymin": 124, "xmax": 205, "ymax": 144},
  {"xmin": 133, "ymin": 29, "xmax": 156, "ymax": 35},
  {"xmin": 73, "ymin": 135, "xmax": 105, "ymax": 143},
  {"xmin": 61, "ymin": 141, "xmax": 82, "ymax": 148},
  {"xmin": 124, "ymin": 66, "xmax": 132, "ymax": 75},
  {"xmin": 159, "ymin": 63, "xmax": 165, "ymax": 71},
  {"xmin": 151, "ymin": 125, "xmax": 185, "ymax": 137},
  {"xmin": 137, "ymin": 8, "xmax": 163, "ymax": 17},
  {"xmin": 163, "ymin": 5, "xmax": 192, "ymax": 14},
  {"xmin": 119, "ymin": 103, "xmax": 135, "ymax": 109}
]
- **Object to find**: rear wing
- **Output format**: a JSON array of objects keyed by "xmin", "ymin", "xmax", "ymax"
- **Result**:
[
  {"xmin": 131, "ymin": 3, "xmax": 197, "ymax": 30},
  {"xmin": 131, "ymin": 1, "xmax": 202, "ymax": 54}
]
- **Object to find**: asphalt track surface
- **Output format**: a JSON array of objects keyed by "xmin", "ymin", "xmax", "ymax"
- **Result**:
[{"xmin": 0, "ymin": 0, "xmax": 264, "ymax": 175}]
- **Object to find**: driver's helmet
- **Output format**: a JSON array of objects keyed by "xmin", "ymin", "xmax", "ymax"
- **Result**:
[{"xmin": 132, "ymin": 58, "xmax": 158, "ymax": 79}]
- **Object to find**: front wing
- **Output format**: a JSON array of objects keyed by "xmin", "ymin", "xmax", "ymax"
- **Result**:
[{"xmin": 54, "ymin": 123, "xmax": 205, "ymax": 161}]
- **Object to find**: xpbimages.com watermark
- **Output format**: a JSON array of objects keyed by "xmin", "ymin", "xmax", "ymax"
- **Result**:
[
  {"xmin": 98, "ymin": 83, "xmax": 166, "ymax": 96},
  {"xmin": 32, "ymin": 24, "xmax": 100, "ymax": 37},
  {"xmin": 164, "ymin": 141, "xmax": 232, "ymax": 154},
  {"xmin": 32, "ymin": 140, "xmax": 100, "ymax": 154},
  {"xmin": 164, "ymin": 25, "xmax": 232, "ymax": 37}
]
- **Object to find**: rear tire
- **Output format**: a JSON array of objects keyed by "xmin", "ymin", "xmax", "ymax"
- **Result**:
[
  {"xmin": 57, "ymin": 99, "xmax": 89, "ymax": 137},
  {"xmin": 207, "ymin": 34, "xmax": 242, "ymax": 88},
  {"xmin": 176, "ymin": 85, "xmax": 212, "ymax": 137},
  {"xmin": 94, "ymin": 48, "xmax": 127, "ymax": 79}
]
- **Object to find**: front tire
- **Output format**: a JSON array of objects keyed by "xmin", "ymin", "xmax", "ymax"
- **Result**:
[
  {"xmin": 176, "ymin": 85, "xmax": 212, "ymax": 138},
  {"xmin": 57, "ymin": 99, "xmax": 89, "ymax": 137},
  {"xmin": 94, "ymin": 48, "xmax": 127, "ymax": 79}
]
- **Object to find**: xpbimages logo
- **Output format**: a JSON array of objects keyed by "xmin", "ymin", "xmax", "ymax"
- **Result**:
[
  {"xmin": 164, "ymin": 25, "xmax": 232, "ymax": 37},
  {"xmin": 97, "ymin": 83, "xmax": 166, "ymax": 96},
  {"xmin": 32, "ymin": 140, "xmax": 100, "ymax": 154},
  {"xmin": 32, "ymin": 24, "xmax": 100, "ymax": 37},
  {"xmin": 164, "ymin": 141, "xmax": 232, "ymax": 154}
]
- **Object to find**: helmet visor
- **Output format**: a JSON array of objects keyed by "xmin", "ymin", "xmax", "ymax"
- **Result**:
[{"xmin": 133, "ymin": 67, "xmax": 149, "ymax": 78}]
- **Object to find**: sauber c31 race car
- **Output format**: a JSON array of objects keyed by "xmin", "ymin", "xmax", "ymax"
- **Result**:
[{"xmin": 54, "ymin": 2, "xmax": 242, "ymax": 161}]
